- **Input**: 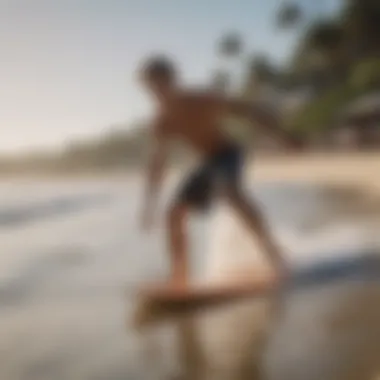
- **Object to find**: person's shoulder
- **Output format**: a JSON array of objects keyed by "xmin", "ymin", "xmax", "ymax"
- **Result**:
[{"xmin": 178, "ymin": 87, "xmax": 224, "ymax": 105}]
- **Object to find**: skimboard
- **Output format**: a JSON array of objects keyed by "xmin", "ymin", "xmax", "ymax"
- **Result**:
[
  {"xmin": 132, "ymin": 252, "xmax": 380, "ymax": 328},
  {"xmin": 133, "ymin": 276, "xmax": 278, "ymax": 328}
]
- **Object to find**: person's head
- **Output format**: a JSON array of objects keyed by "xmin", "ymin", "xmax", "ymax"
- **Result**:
[{"xmin": 139, "ymin": 55, "xmax": 177, "ymax": 97}]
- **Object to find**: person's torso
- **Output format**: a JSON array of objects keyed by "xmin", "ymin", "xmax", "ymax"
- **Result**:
[{"xmin": 161, "ymin": 91, "xmax": 233, "ymax": 155}]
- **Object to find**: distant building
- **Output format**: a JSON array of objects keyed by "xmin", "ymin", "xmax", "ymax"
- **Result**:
[{"xmin": 336, "ymin": 92, "xmax": 380, "ymax": 148}]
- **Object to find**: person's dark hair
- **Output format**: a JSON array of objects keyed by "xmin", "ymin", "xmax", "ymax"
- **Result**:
[{"xmin": 141, "ymin": 55, "xmax": 176, "ymax": 82}]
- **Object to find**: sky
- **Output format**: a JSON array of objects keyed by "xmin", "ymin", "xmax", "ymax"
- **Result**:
[{"xmin": 0, "ymin": 0, "xmax": 341, "ymax": 154}]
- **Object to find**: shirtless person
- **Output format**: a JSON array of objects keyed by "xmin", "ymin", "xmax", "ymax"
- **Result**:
[{"xmin": 139, "ymin": 55, "xmax": 294, "ymax": 289}]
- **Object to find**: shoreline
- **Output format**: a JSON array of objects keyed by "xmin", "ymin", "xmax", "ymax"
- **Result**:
[{"xmin": 1, "ymin": 151, "xmax": 379, "ymax": 195}]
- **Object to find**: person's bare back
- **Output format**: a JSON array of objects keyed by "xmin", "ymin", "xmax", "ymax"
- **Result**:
[{"xmin": 155, "ymin": 90, "xmax": 233, "ymax": 156}]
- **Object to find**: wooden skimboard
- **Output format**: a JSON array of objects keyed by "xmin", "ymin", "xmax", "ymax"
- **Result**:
[
  {"xmin": 132, "ymin": 253, "xmax": 380, "ymax": 329},
  {"xmin": 133, "ymin": 276, "xmax": 278, "ymax": 328}
]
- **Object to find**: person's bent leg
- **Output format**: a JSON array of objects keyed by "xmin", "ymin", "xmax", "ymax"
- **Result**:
[
  {"xmin": 167, "ymin": 202, "xmax": 189, "ymax": 287},
  {"xmin": 167, "ymin": 163, "xmax": 211, "ymax": 288},
  {"xmin": 226, "ymin": 187, "xmax": 287, "ymax": 278}
]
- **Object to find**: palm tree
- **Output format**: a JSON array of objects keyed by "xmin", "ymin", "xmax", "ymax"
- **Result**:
[
  {"xmin": 217, "ymin": 32, "xmax": 243, "ymax": 58},
  {"xmin": 276, "ymin": 2, "xmax": 303, "ymax": 29},
  {"xmin": 242, "ymin": 54, "xmax": 278, "ymax": 98},
  {"xmin": 249, "ymin": 55, "xmax": 277, "ymax": 84},
  {"xmin": 305, "ymin": 20, "xmax": 346, "ymax": 74},
  {"xmin": 215, "ymin": 32, "xmax": 244, "ymax": 93},
  {"xmin": 289, "ymin": 18, "xmax": 348, "ymax": 91},
  {"xmin": 211, "ymin": 70, "xmax": 230, "ymax": 92}
]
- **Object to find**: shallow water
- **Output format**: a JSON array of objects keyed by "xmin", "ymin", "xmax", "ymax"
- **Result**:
[{"xmin": 0, "ymin": 177, "xmax": 379, "ymax": 380}]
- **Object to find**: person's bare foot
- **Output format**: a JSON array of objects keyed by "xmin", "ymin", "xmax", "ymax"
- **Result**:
[{"xmin": 169, "ymin": 275, "xmax": 188, "ymax": 293}]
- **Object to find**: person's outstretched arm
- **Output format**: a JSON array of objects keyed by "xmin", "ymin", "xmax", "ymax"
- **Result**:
[
  {"xmin": 224, "ymin": 97, "xmax": 295, "ymax": 145},
  {"xmin": 141, "ymin": 119, "xmax": 169, "ymax": 231}
]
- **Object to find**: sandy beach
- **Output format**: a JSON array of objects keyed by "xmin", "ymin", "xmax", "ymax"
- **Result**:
[{"xmin": 250, "ymin": 152, "xmax": 380, "ymax": 194}]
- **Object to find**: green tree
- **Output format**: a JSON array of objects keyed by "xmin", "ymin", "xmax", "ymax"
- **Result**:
[
  {"xmin": 349, "ymin": 57, "xmax": 380, "ymax": 91},
  {"xmin": 342, "ymin": 0, "xmax": 380, "ymax": 59},
  {"xmin": 290, "ymin": 82, "xmax": 358, "ymax": 134},
  {"xmin": 303, "ymin": 20, "xmax": 346, "ymax": 83}
]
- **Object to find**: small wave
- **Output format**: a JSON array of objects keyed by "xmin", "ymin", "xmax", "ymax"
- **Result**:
[{"xmin": 0, "ymin": 193, "xmax": 112, "ymax": 229}]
